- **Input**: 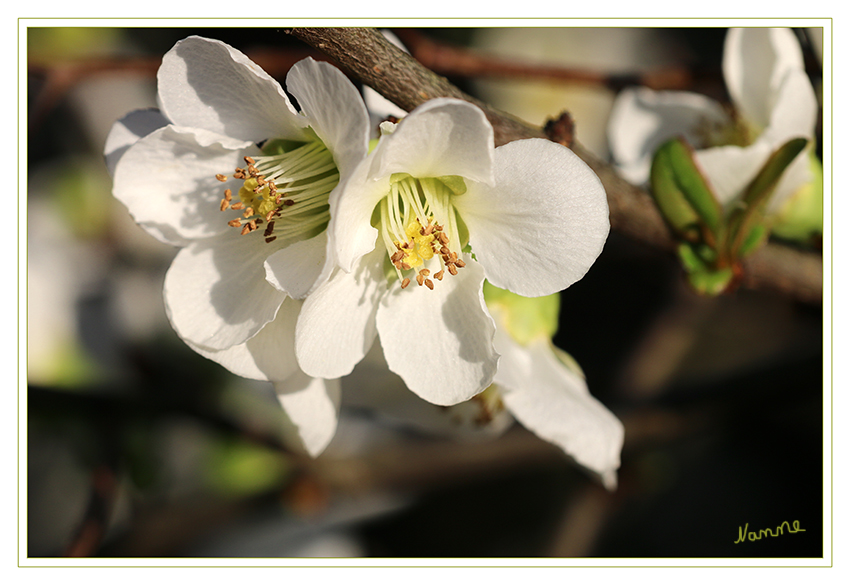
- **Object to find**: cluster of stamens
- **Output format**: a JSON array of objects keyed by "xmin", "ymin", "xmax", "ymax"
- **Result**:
[
  {"xmin": 390, "ymin": 219, "xmax": 466, "ymax": 290},
  {"xmin": 215, "ymin": 139, "xmax": 338, "ymax": 245},
  {"xmin": 217, "ymin": 157, "xmax": 285, "ymax": 242},
  {"xmin": 377, "ymin": 175, "xmax": 468, "ymax": 291}
]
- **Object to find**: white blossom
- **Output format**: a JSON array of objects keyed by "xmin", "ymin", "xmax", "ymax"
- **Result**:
[{"xmin": 106, "ymin": 36, "xmax": 371, "ymax": 455}]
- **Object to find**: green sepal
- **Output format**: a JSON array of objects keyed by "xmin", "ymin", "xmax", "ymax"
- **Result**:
[
  {"xmin": 677, "ymin": 242, "xmax": 734, "ymax": 295},
  {"xmin": 726, "ymin": 137, "xmax": 808, "ymax": 257},
  {"xmin": 736, "ymin": 224, "xmax": 769, "ymax": 257},
  {"xmin": 483, "ymin": 281, "xmax": 561, "ymax": 345},
  {"xmin": 677, "ymin": 242, "xmax": 711, "ymax": 273},
  {"xmin": 650, "ymin": 137, "xmax": 724, "ymax": 242}
]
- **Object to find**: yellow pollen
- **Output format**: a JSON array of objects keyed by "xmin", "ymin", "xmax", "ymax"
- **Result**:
[
  {"xmin": 375, "ymin": 175, "xmax": 469, "ymax": 291},
  {"xmin": 213, "ymin": 137, "xmax": 339, "ymax": 243}
]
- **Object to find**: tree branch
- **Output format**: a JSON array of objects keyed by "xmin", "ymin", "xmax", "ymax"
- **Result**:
[{"xmin": 287, "ymin": 27, "xmax": 822, "ymax": 305}]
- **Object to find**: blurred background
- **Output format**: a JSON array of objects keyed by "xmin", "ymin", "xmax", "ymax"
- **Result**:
[{"xmin": 25, "ymin": 26, "xmax": 825, "ymax": 559}]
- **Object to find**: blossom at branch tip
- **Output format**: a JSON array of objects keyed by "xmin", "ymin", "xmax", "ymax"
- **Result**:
[
  {"xmin": 292, "ymin": 97, "xmax": 610, "ymax": 408},
  {"xmin": 105, "ymin": 36, "xmax": 371, "ymax": 455},
  {"xmin": 608, "ymin": 27, "xmax": 818, "ymax": 216}
]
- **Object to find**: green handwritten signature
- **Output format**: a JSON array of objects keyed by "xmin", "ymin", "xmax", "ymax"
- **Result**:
[{"xmin": 734, "ymin": 520, "xmax": 806, "ymax": 543}]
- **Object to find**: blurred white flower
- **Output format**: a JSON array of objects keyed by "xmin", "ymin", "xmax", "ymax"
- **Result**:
[
  {"xmin": 106, "ymin": 36, "xmax": 371, "ymax": 456},
  {"xmin": 486, "ymin": 293, "xmax": 623, "ymax": 490},
  {"xmin": 295, "ymin": 97, "xmax": 610, "ymax": 410},
  {"xmin": 608, "ymin": 27, "xmax": 818, "ymax": 216}
]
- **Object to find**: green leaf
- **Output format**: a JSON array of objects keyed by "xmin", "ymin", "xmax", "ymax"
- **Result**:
[
  {"xmin": 650, "ymin": 137, "xmax": 724, "ymax": 242},
  {"xmin": 727, "ymin": 137, "xmax": 808, "ymax": 257}
]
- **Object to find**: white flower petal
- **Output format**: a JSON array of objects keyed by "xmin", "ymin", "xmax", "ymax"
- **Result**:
[
  {"xmin": 264, "ymin": 230, "xmax": 333, "ymax": 300},
  {"xmin": 694, "ymin": 140, "xmax": 774, "ymax": 205},
  {"xmin": 458, "ymin": 139, "xmax": 609, "ymax": 297},
  {"xmin": 370, "ymin": 98, "xmax": 495, "ymax": 185},
  {"xmin": 286, "ymin": 57, "xmax": 370, "ymax": 177},
  {"xmin": 762, "ymin": 68, "xmax": 818, "ymax": 147},
  {"xmin": 723, "ymin": 28, "xmax": 806, "ymax": 130},
  {"xmin": 376, "ymin": 257, "xmax": 498, "ymax": 406},
  {"xmin": 164, "ymin": 234, "xmax": 287, "ymax": 350},
  {"xmin": 104, "ymin": 108, "xmax": 169, "ymax": 177},
  {"xmin": 185, "ymin": 297, "xmax": 301, "ymax": 381},
  {"xmin": 607, "ymin": 87, "xmax": 730, "ymax": 185},
  {"xmin": 275, "ymin": 373, "xmax": 342, "ymax": 457},
  {"xmin": 112, "ymin": 124, "xmax": 257, "ymax": 246},
  {"xmin": 330, "ymin": 161, "xmax": 387, "ymax": 273},
  {"xmin": 158, "ymin": 36, "xmax": 307, "ymax": 143},
  {"xmin": 493, "ymin": 329, "xmax": 623, "ymax": 490},
  {"xmin": 295, "ymin": 248, "xmax": 387, "ymax": 379}
]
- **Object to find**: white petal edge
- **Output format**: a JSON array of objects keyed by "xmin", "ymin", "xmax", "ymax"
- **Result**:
[
  {"xmin": 723, "ymin": 27, "xmax": 806, "ymax": 131},
  {"xmin": 286, "ymin": 57, "xmax": 370, "ymax": 178},
  {"xmin": 761, "ymin": 68, "xmax": 818, "ymax": 147},
  {"xmin": 295, "ymin": 247, "xmax": 387, "ymax": 379},
  {"xmin": 607, "ymin": 87, "xmax": 730, "ymax": 185},
  {"xmin": 275, "ymin": 373, "xmax": 342, "ymax": 457},
  {"xmin": 330, "ymin": 158, "xmax": 387, "ymax": 273},
  {"xmin": 370, "ymin": 98, "xmax": 495, "ymax": 186},
  {"xmin": 457, "ymin": 139, "xmax": 609, "ymax": 297},
  {"xmin": 376, "ymin": 256, "xmax": 498, "ymax": 406},
  {"xmin": 493, "ymin": 326, "xmax": 623, "ymax": 490},
  {"xmin": 104, "ymin": 108, "xmax": 169, "ymax": 177},
  {"xmin": 264, "ymin": 230, "xmax": 334, "ymax": 300},
  {"xmin": 185, "ymin": 297, "xmax": 301, "ymax": 381},
  {"xmin": 112, "ymin": 124, "xmax": 257, "ymax": 246},
  {"xmin": 164, "ymin": 234, "xmax": 288, "ymax": 350},
  {"xmin": 158, "ymin": 36, "xmax": 307, "ymax": 143}
]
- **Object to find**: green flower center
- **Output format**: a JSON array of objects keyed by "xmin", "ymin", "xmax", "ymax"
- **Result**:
[
  {"xmin": 215, "ymin": 136, "xmax": 339, "ymax": 244},
  {"xmin": 374, "ymin": 173, "xmax": 468, "ymax": 290}
]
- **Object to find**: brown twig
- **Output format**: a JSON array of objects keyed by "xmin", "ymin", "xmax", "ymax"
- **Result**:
[{"xmin": 286, "ymin": 27, "xmax": 823, "ymax": 305}]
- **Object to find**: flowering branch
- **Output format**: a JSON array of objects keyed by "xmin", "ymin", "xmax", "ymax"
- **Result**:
[{"xmin": 286, "ymin": 27, "xmax": 823, "ymax": 305}]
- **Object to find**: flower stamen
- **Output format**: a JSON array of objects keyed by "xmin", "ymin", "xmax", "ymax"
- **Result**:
[
  {"xmin": 376, "ymin": 175, "xmax": 466, "ymax": 290},
  {"xmin": 215, "ymin": 138, "xmax": 339, "ymax": 244}
]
